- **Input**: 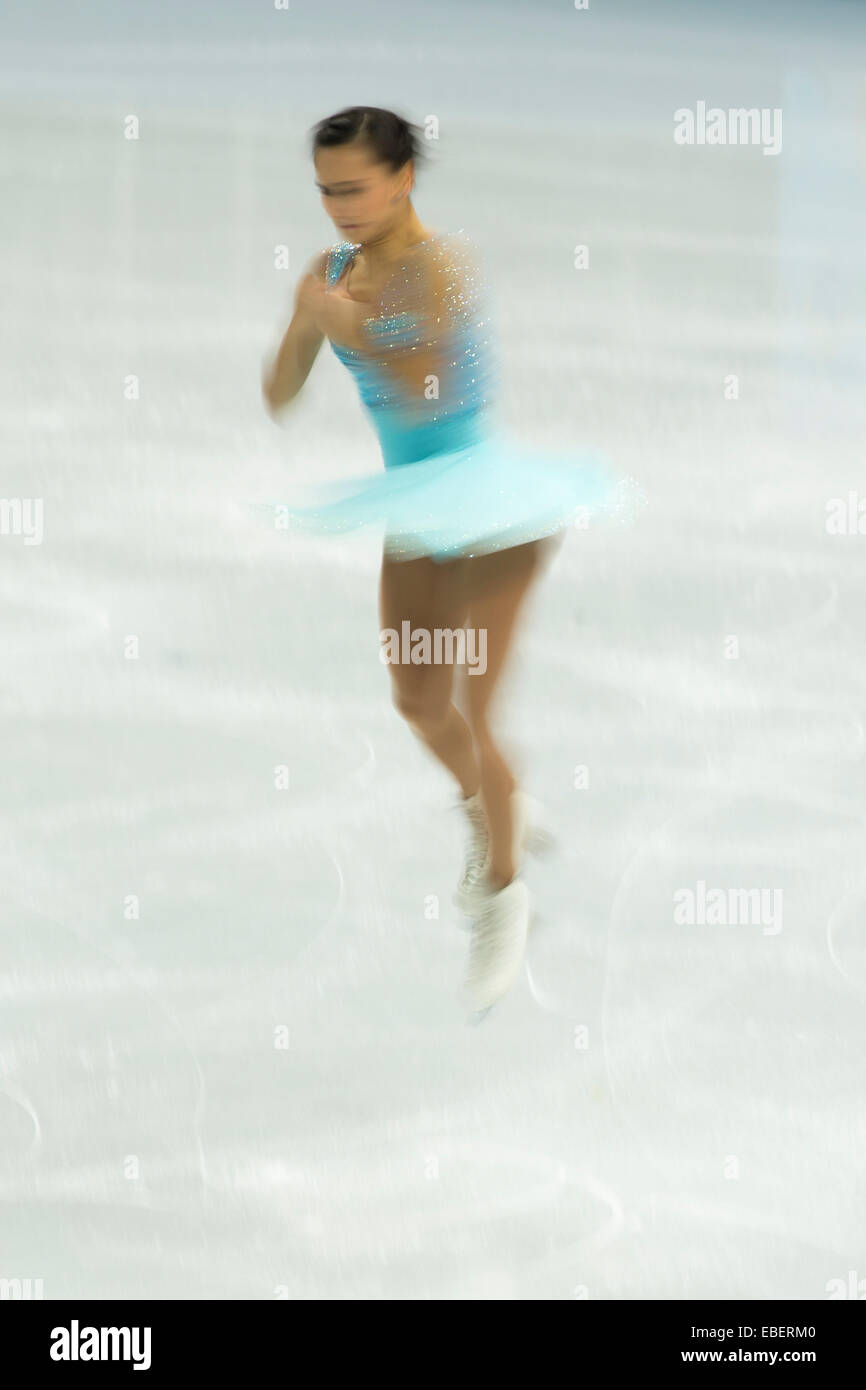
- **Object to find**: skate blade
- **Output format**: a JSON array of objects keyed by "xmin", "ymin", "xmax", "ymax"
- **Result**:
[
  {"xmin": 466, "ymin": 1004, "xmax": 494, "ymax": 1025},
  {"xmin": 524, "ymin": 824, "xmax": 557, "ymax": 857}
]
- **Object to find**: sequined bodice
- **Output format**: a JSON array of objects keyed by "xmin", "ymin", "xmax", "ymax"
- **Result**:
[{"xmin": 325, "ymin": 229, "xmax": 495, "ymax": 468}]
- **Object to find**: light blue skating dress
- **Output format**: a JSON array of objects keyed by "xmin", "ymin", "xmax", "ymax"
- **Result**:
[{"xmin": 266, "ymin": 228, "xmax": 643, "ymax": 559}]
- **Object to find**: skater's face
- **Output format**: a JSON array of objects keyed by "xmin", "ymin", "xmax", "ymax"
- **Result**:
[{"xmin": 314, "ymin": 143, "xmax": 414, "ymax": 243}]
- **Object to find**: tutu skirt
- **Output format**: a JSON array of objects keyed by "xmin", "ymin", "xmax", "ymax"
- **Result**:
[{"xmin": 251, "ymin": 423, "xmax": 645, "ymax": 561}]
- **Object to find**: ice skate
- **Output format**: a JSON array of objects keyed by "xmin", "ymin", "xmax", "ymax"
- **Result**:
[
  {"xmin": 453, "ymin": 790, "xmax": 490, "ymax": 914},
  {"xmin": 455, "ymin": 787, "xmax": 556, "ymax": 922},
  {"xmin": 462, "ymin": 876, "xmax": 530, "ymax": 1015}
]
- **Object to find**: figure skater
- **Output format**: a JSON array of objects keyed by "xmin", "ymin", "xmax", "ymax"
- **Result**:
[{"xmin": 261, "ymin": 106, "xmax": 637, "ymax": 1015}]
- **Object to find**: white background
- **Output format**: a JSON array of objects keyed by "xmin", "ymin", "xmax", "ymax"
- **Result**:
[{"xmin": 2, "ymin": 0, "xmax": 865, "ymax": 1299}]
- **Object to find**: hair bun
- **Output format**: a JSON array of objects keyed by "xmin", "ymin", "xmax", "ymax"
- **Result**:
[{"xmin": 311, "ymin": 106, "xmax": 427, "ymax": 173}]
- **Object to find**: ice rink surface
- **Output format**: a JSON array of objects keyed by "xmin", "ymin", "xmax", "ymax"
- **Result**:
[{"xmin": 2, "ymin": 0, "xmax": 866, "ymax": 1298}]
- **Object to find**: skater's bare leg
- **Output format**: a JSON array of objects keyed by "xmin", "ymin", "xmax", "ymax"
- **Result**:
[
  {"xmin": 462, "ymin": 538, "xmax": 556, "ymax": 887},
  {"xmin": 379, "ymin": 551, "xmax": 480, "ymax": 797}
]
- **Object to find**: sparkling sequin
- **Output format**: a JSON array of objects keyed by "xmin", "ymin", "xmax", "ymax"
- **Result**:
[
  {"xmin": 257, "ymin": 228, "xmax": 648, "ymax": 558},
  {"xmin": 326, "ymin": 230, "xmax": 495, "ymax": 467}
]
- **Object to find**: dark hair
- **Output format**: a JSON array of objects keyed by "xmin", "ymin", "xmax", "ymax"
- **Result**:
[{"xmin": 310, "ymin": 106, "xmax": 427, "ymax": 173}]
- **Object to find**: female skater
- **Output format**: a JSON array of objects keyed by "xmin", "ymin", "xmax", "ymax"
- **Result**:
[{"xmin": 261, "ymin": 107, "xmax": 635, "ymax": 1015}]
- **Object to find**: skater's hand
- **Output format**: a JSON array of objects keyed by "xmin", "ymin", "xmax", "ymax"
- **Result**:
[
  {"xmin": 262, "ymin": 258, "xmax": 329, "ymax": 415},
  {"xmin": 321, "ymin": 276, "xmax": 372, "ymax": 352},
  {"xmin": 295, "ymin": 271, "xmax": 369, "ymax": 352},
  {"xmin": 293, "ymin": 270, "xmax": 329, "ymax": 322}
]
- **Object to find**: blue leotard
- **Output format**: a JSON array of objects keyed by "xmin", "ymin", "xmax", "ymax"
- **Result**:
[
  {"xmin": 324, "ymin": 230, "xmax": 492, "ymax": 470},
  {"xmin": 259, "ymin": 229, "xmax": 644, "ymax": 559}
]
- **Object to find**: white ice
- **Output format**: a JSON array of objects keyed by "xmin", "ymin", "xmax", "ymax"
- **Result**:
[{"xmin": 1, "ymin": 0, "xmax": 865, "ymax": 1299}]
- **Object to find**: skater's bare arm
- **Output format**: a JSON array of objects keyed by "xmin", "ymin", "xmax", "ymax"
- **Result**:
[{"xmin": 262, "ymin": 252, "xmax": 328, "ymax": 415}]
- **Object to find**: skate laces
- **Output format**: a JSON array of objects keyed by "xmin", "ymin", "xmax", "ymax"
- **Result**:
[{"xmin": 459, "ymin": 795, "xmax": 489, "ymax": 886}]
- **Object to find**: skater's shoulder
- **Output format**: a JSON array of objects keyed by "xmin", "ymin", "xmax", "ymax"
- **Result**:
[
  {"xmin": 420, "ymin": 228, "xmax": 488, "ymax": 314},
  {"xmin": 434, "ymin": 225, "xmax": 477, "ymax": 253},
  {"xmin": 313, "ymin": 240, "xmax": 358, "ymax": 284},
  {"xmin": 413, "ymin": 226, "xmax": 480, "ymax": 270},
  {"xmin": 427, "ymin": 228, "xmax": 485, "ymax": 291}
]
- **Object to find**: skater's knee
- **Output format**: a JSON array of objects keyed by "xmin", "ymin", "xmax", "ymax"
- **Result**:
[
  {"xmin": 467, "ymin": 710, "xmax": 513, "ymax": 779},
  {"xmin": 391, "ymin": 682, "xmax": 451, "ymax": 731}
]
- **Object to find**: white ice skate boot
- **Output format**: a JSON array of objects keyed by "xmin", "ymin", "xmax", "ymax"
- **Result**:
[
  {"xmin": 462, "ymin": 876, "xmax": 530, "ymax": 1016},
  {"xmin": 455, "ymin": 788, "xmax": 556, "ymax": 919},
  {"xmin": 453, "ymin": 791, "xmax": 490, "ymax": 914}
]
